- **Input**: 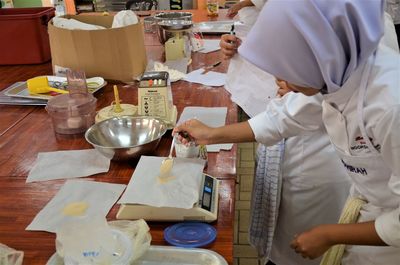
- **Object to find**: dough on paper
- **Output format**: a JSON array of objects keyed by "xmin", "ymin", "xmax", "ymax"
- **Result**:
[{"xmin": 62, "ymin": 202, "xmax": 89, "ymax": 216}]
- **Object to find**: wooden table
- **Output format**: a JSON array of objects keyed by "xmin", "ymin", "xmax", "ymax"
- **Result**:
[{"xmin": 0, "ymin": 9, "xmax": 237, "ymax": 265}]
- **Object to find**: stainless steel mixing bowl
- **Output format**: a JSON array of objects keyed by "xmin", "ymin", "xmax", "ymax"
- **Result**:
[
  {"xmin": 154, "ymin": 12, "xmax": 193, "ymax": 43},
  {"xmin": 85, "ymin": 116, "xmax": 167, "ymax": 161}
]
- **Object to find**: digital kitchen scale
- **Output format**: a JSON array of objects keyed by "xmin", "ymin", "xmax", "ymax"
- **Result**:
[
  {"xmin": 137, "ymin": 71, "xmax": 177, "ymax": 129},
  {"xmin": 116, "ymin": 174, "xmax": 219, "ymax": 222}
]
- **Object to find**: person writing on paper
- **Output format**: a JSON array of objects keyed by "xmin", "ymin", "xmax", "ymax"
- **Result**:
[
  {"xmin": 176, "ymin": 0, "xmax": 400, "ymax": 264},
  {"xmin": 223, "ymin": 0, "xmax": 271, "ymax": 116},
  {"xmin": 227, "ymin": 0, "xmax": 266, "ymax": 19}
]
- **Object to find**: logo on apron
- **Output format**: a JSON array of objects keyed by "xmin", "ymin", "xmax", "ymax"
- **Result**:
[{"xmin": 350, "ymin": 136, "xmax": 381, "ymax": 151}]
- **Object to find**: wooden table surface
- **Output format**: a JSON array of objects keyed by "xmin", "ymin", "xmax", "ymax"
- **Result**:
[{"xmin": 0, "ymin": 9, "xmax": 237, "ymax": 265}]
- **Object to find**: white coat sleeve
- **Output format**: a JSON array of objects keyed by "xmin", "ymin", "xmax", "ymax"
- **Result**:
[
  {"xmin": 373, "ymin": 105, "xmax": 400, "ymax": 247},
  {"xmin": 382, "ymin": 12, "xmax": 400, "ymax": 52},
  {"xmin": 250, "ymin": 0, "xmax": 267, "ymax": 10},
  {"xmin": 248, "ymin": 92, "xmax": 324, "ymax": 146}
]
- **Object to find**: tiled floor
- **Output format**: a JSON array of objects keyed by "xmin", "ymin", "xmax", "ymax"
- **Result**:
[
  {"xmin": 234, "ymin": 141, "xmax": 263, "ymax": 265},
  {"xmin": 233, "ymin": 109, "xmax": 263, "ymax": 265}
]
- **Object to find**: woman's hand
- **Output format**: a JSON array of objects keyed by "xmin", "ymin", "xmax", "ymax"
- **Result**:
[
  {"xmin": 275, "ymin": 79, "xmax": 292, "ymax": 97},
  {"xmin": 227, "ymin": 2, "xmax": 243, "ymax": 18},
  {"xmin": 173, "ymin": 119, "xmax": 214, "ymax": 145},
  {"xmin": 220, "ymin": 34, "xmax": 242, "ymax": 60},
  {"xmin": 290, "ymin": 225, "xmax": 334, "ymax": 259},
  {"xmin": 227, "ymin": 0, "xmax": 254, "ymax": 18}
]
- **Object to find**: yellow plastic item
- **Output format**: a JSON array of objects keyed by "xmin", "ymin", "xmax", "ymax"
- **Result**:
[
  {"xmin": 27, "ymin": 76, "xmax": 69, "ymax": 95},
  {"xmin": 113, "ymin": 85, "xmax": 123, "ymax": 113}
]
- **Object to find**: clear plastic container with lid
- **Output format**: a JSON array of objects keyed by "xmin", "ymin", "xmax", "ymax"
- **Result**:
[{"xmin": 46, "ymin": 70, "xmax": 97, "ymax": 134}]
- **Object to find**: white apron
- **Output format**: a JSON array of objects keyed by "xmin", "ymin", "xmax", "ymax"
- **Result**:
[{"xmin": 322, "ymin": 55, "xmax": 400, "ymax": 265}]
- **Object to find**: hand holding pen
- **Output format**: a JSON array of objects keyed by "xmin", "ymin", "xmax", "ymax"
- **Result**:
[{"xmin": 219, "ymin": 25, "xmax": 242, "ymax": 60}]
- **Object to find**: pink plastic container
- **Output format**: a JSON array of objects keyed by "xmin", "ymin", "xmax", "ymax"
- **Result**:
[{"xmin": 46, "ymin": 93, "xmax": 97, "ymax": 135}]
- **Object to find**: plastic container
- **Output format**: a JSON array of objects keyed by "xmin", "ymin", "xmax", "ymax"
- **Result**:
[
  {"xmin": 0, "ymin": 7, "xmax": 55, "ymax": 65},
  {"xmin": 46, "ymin": 93, "xmax": 97, "ymax": 135},
  {"xmin": 174, "ymin": 137, "xmax": 200, "ymax": 158}
]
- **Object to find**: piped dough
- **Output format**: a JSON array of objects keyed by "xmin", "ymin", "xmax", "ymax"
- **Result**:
[{"xmin": 62, "ymin": 202, "xmax": 89, "ymax": 216}]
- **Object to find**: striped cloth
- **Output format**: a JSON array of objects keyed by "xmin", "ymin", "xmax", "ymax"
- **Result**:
[
  {"xmin": 319, "ymin": 197, "xmax": 366, "ymax": 265},
  {"xmin": 249, "ymin": 140, "xmax": 285, "ymax": 259}
]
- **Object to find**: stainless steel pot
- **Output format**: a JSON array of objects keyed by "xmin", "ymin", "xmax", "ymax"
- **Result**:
[{"xmin": 154, "ymin": 12, "xmax": 193, "ymax": 43}]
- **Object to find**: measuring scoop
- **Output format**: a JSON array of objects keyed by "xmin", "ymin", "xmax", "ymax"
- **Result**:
[{"xmin": 158, "ymin": 137, "xmax": 176, "ymax": 183}]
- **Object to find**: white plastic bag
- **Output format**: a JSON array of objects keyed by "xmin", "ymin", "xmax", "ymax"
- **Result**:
[
  {"xmin": 108, "ymin": 219, "xmax": 151, "ymax": 261},
  {"xmin": 0, "ymin": 243, "xmax": 23, "ymax": 265},
  {"xmin": 55, "ymin": 216, "xmax": 130, "ymax": 265},
  {"xmin": 112, "ymin": 10, "xmax": 139, "ymax": 28}
]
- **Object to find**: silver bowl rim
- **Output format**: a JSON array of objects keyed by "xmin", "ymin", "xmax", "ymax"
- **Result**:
[
  {"xmin": 158, "ymin": 20, "xmax": 193, "ymax": 30},
  {"xmin": 85, "ymin": 115, "xmax": 168, "ymax": 150},
  {"xmin": 154, "ymin": 11, "xmax": 193, "ymax": 20}
]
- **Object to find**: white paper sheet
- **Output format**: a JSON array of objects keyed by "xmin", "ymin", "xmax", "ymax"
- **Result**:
[
  {"xmin": 26, "ymin": 180, "xmax": 126, "ymax": 233},
  {"xmin": 118, "ymin": 156, "xmax": 206, "ymax": 209},
  {"xmin": 177, "ymin": 107, "xmax": 233, "ymax": 152},
  {"xmin": 177, "ymin": 106, "xmax": 227, "ymax": 127},
  {"xmin": 198, "ymin": 39, "xmax": 221, "ymax": 54},
  {"xmin": 206, "ymin": 143, "xmax": 234, "ymax": 152},
  {"xmin": 225, "ymin": 55, "xmax": 278, "ymax": 117},
  {"xmin": 27, "ymin": 149, "xmax": 110, "ymax": 183},
  {"xmin": 184, "ymin": 69, "xmax": 226, "ymax": 87}
]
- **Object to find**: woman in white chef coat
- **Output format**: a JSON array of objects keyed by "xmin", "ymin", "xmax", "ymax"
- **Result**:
[
  {"xmin": 175, "ymin": 0, "xmax": 400, "ymax": 264},
  {"xmin": 219, "ymin": 2, "xmax": 351, "ymax": 265},
  {"xmin": 238, "ymin": 0, "xmax": 400, "ymax": 264}
]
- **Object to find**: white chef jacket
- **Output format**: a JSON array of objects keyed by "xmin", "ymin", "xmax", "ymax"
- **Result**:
[
  {"xmin": 249, "ymin": 41, "xmax": 400, "ymax": 265},
  {"xmin": 246, "ymin": 18, "xmax": 400, "ymax": 265},
  {"xmin": 248, "ymin": 91, "xmax": 350, "ymax": 265},
  {"xmin": 322, "ymin": 44, "xmax": 400, "ymax": 264},
  {"xmin": 229, "ymin": 3, "xmax": 349, "ymax": 265}
]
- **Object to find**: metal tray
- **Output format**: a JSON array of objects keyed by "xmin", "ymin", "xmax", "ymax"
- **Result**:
[
  {"xmin": 47, "ymin": 245, "xmax": 228, "ymax": 265},
  {"xmin": 194, "ymin": 20, "xmax": 238, "ymax": 34},
  {"xmin": 0, "ymin": 82, "xmax": 47, "ymax": 106},
  {"xmin": 4, "ymin": 76, "xmax": 107, "ymax": 102}
]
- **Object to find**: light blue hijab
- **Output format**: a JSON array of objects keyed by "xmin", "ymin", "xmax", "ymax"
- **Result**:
[{"xmin": 239, "ymin": 0, "xmax": 385, "ymax": 93}]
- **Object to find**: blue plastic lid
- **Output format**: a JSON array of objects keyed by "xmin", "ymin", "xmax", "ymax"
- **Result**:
[{"xmin": 164, "ymin": 222, "xmax": 217, "ymax": 248}]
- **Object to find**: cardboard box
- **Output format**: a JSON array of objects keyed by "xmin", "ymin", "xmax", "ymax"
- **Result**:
[{"xmin": 48, "ymin": 15, "xmax": 147, "ymax": 82}]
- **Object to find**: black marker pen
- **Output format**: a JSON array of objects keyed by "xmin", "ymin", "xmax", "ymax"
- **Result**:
[{"xmin": 229, "ymin": 24, "xmax": 236, "ymax": 45}]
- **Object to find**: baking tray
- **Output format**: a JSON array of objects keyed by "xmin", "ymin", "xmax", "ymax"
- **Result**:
[
  {"xmin": 4, "ymin": 76, "xmax": 107, "ymax": 102},
  {"xmin": 194, "ymin": 20, "xmax": 238, "ymax": 34},
  {"xmin": 47, "ymin": 245, "xmax": 228, "ymax": 265},
  {"xmin": 0, "ymin": 82, "xmax": 47, "ymax": 106}
]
